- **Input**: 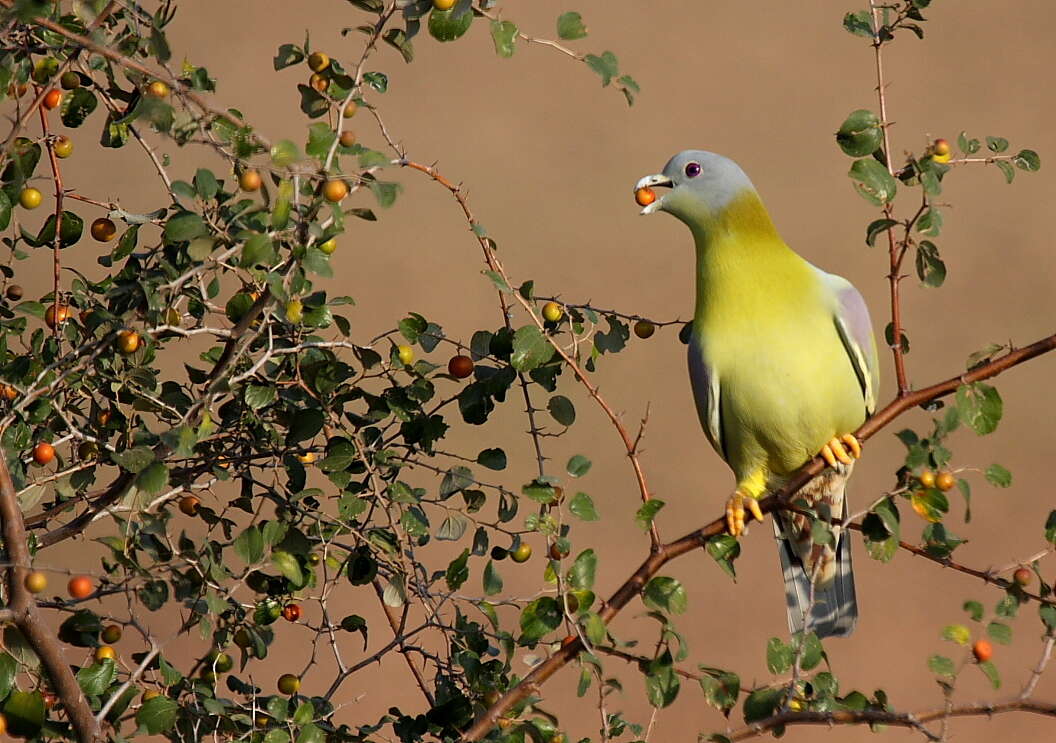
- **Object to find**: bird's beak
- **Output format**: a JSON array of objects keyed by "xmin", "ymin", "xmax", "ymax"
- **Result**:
[{"xmin": 634, "ymin": 174, "xmax": 673, "ymax": 215}]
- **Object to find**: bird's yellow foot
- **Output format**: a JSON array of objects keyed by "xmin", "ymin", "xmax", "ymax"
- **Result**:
[
  {"xmin": 726, "ymin": 491, "xmax": 764, "ymax": 537},
  {"xmin": 819, "ymin": 434, "xmax": 862, "ymax": 468}
]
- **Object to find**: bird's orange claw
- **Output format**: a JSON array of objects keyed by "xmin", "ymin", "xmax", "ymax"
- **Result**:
[
  {"xmin": 726, "ymin": 491, "xmax": 764, "ymax": 537},
  {"xmin": 820, "ymin": 434, "xmax": 862, "ymax": 468}
]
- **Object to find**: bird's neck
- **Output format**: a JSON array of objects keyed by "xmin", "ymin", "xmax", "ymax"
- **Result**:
[{"xmin": 689, "ymin": 189, "xmax": 800, "ymax": 325}]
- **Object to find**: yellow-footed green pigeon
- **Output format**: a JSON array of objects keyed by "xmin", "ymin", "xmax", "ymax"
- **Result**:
[{"xmin": 635, "ymin": 151, "xmax": 879, "ymax": 637}]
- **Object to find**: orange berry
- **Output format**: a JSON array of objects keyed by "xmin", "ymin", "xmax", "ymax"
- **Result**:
[
  {"xmin": 918, "ymin": 470, "xmax": 936, "ymax": 489},
  {"xmin": 973, "ymin": 639, "xmax": 992, "ymax": 663},
  {"xmin": 282, "ymin": 603, "xmax": 302, "ymax": 622},
  {"xmin": 447, "ymin": 355, "xmax": 474, "ymax": 379},
  {"xmin": 308, "ymin": 73, "xmax": 329, "ymax": 93},
  {"xmin": 322, "ymin": 179, "xmax": 348, "ymax": 202},
  {"xmin": 32, "ymin": 442, "xmax": 55, "ymax": 466},
  {"xmin": 44, "ymin": 303, "xmax": 70, "ymax": 329},
  {"xmin": 145, "ymin": 81, "xmax": 169, "ymax": 98},
  {"xmin": 94, "ymin": 645, "xmax": 116, "ymax": 662},
  {"xmin": 1013, "ymin": 568, "xmax": 1032, "ymax": 587},
  {"xmin": 91, "ymin": 218, "xmax": 117, "ymax": 242},
  {"xmin": 635, "ymin": 187, "xmax": 656, "ymax": 207},
  {"xmin": 42, "ymin": 89, "xmax": 62, "ymax": 110},
  {"xmin": 68, "ymin": 575, "xmax": 93, "ymax": 599},
  {"xmin": 307, "ymin": 52, "xmax": 330, "ymax": 73},
  {"xmin": 239, "ymin": 169, "xmax": 262, "ymax": 192},
  {"xmin": 936, "ymin": 472, "xmax": 956, "ymax": 491},
  {"xmin": 23, "ymin": 571, "xmax": 47, "ymax": 594},
  {"xmin": 178, "ymin": 495, "xmax": 200, "ymax": 516},
  {"xmin": 116, "ymin": 330, "xmax": 140, "ymax": 354},
  {"xmin": 339, "ymin": 130, "xmax": 356, "ymax": 148}
]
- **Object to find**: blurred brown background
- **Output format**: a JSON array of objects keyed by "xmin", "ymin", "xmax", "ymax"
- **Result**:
[{"xmin": 19, "ymin": 0, "xmax": 1056, "ymax": 740}]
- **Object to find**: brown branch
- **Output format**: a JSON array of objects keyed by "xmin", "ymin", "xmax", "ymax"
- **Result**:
[
  {"xmin": 36, "ymin": 92, "xmax": 63, "ymax": 337},
  {"xmin": 371, "ymin": 579, "xmax": 435, "ymax": 707},
  {"xmin": 724, "ymin": 698, "xmax": 1056, "ymax": 741},
  {"xmin": 846, "ymin": 522, "xmax": 1056, "ymax": 607},
  {"xmin": 461, "ymin": 331, "xmax": 1056, "ymax": 741},
  {"xmin": 0, "ymin": 454, "xmax": 102, "ymax": 742}
]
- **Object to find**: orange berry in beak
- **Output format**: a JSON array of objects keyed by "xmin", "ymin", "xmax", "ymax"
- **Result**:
[{"xmin": 635, "ymin": 187, "xmax": 656, "ymax": 207}]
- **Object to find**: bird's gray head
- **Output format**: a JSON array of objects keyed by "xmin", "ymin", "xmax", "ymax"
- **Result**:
[{"xmin": 634, "ymin": 151, "xmax": 757, "ymax": 221}]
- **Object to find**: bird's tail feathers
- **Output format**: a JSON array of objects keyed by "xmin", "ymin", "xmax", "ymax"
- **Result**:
[{"xmin": 773, "ymin": 505, "xmax": 858, "ymax": 639}]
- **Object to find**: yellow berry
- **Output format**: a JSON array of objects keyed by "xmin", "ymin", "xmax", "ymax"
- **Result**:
[{"xmin": 541, "ymin": 302, "xmax": 563, "ymax": 323}]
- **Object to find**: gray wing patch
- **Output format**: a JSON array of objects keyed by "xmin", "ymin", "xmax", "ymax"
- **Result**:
[
  {"xmin": 687, "ymin": 333, "xmax": 724, "ymax": 460},
  {"xmin": 813, "ymin": 268, "xmax": 880, "ymax": 415}
]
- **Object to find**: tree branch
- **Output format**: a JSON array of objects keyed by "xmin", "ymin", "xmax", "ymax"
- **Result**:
[{"xmin": 0, "ymin": 453, "xmax": 102, "ymax": 742}]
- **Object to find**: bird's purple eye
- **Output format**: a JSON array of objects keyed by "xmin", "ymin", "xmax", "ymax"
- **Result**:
[{"xmin": 684, "ymin": 162, "xmax": 702, "ymax": 178}]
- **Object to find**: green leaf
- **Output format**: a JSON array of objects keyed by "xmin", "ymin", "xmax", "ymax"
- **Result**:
[
  {"xmin": 287, "ymin": 409, "xmax": 325, "ymax": 443},
  {"xmin": 136, "ymin": 695, "xmax": 179, "ymax": 734},
  {"xmin": 986, "ymin": 136, "xmax": 1009, "ymax": 153},
  {"xmin": 642, "ymin": 576, "xmax": 687, "ymax": 615},
  {"xmin": 234, "ymin": 525, "xmax": 264, "ymax": 564},
  {"xmin": 548, "ymin": 395, "xmax": 575, "ymax": 425},
  {"xmin": 964, "ymin": 600, "xmax": 984, "ymax": 622},
  {"xmin": 272, "ymin": 550, "xmax": 304, "ymax": 586},
  {"xmin": 110, "ymin": 447, "xmax": 155, "ymax": 474},
  {"xmin": 476, "ymin": 448, "xmax": 506, "ymax": 470},
  {"xmin": 4, "ymin": 691, "xmax": 44, "ymax": 737},
  {"xmin": 76, "ymin": 658, "xmax": 116, "ymax": 696},
  {"xmin": 849, "ymin": 158, "xmax": 897, "ymax": 205},
  {"xmin": 635, "ymin": 499, "xmax": 665, "ymax": 530},
  {"xmin": 917, "ymin": 207, "xmax": 943, "ymax": 237},
  {"xmin": 440, "ymin": 466, "xmax": 473, "ymax": 498},
  {"xmin": 60, "ymin": 87, "xmax": 97, "ymax": 128},
  {"xmin": 1013, "ymin": 149, "xmax": 1041, "ymax": 171},
  {"xmin": 0, "ymin": 191, "xmax": 10, "ymax": 232},
  {"xmin": 707, "ymin": 534, "xmax": 740, "ymax": 578},
  {"xmin": 368, "ymin": 181, "xmax": 401, "ymax": 208},
  {"xmin": 429, "ymin": 7, "xmax": 473, "ymax": 42},
  {"xmin": 698, "ymin": 667, "xmax": 740, "ymax": 712},
  {"xmin": 519, "ymin": 597, "xmax": 562, "ymax": 644},
  {"xmin": 273, "ymin": 43, "xmax": 304, "ymax": 70},
  {"xmin": 978, "ymin": 660, "xmax": 1001, "ymax": 689},
  {"xmin": 0, "ymin": 654, "xmax": 15, "ymax": 700},
  {"xmin": 1045, "ymin": 510, "xmax": 1056, "ymax": 544},
  {"xmin": 584, "ymin": 51, "xmax": 618, "ymax": 86},
  {"xmin": 645, "ymin": 652, "xmax": 680, "ymax": 708},
  {"xmin": 996, "ymin": 160, "xmax": 1015, "ymax": 184},
  {"xmin": 865, "ymin": 218, "xmax": 897, "ymax": 246},
  {"xmin": 836, "ymin": 109, "xmax": 883, "ymax": 157},
  {"xmin": 927, "ymin": 654, "xmax": 955, "ymax": 678},
  {"xmin": 842, "ymin": 10, "xmax": 874, "ymax": 37},
  {"xmin": 862, "ymin": 496, "xmax": 900, "ymax": 562},
  {"xmin": 743, "ymin": 687, "xmax": 783, "ymax": 724},
  {"xmin": 985, "ymin": 464, "xmax": 1012, "ymax": 488},
  {"xmin": 583, "ymin": 612, "xmax": 606, "ymax": 644},
  {"xmin": 569, "ymin": 491, "xmax": 599, "ymax": 521},
  {"xmin": 490, "ymin": 20, "xmax": 517, "ymax": 57},
  {"xmin": 33, "ymin": 210, "xmax": 83, "ymax": 248},
  {"xmin": 511, "ymin": 326, "xmax": 554, "ymax": 372},
  {"xmin": 766, "ymin": 637, "xmax": 793, "ymax": 674},
  {"xmin": 194, "ymin": 168, "xmax": 219, "ymax": 200},
  {"xmin": 568, "ymin": 549, "xmax": 597, "ymax": 591},
  {"xmin": 164, "ymin": 212, "xmax": 207, "ymax": 242},
  {"xmin": 956, "ymin": 382, "xmax": 1003, "ymax": 435},
  {"xmin": 136, "ymin": 462, "xmax": 169, "ymax": 496},
  {"xmin": 483, "ymin": 559, "xmax": 502, "ymax": 595},
  {"xmin": 437, "ymin": 514, "xmax": 469, "ymax": 541},
  {"xmin": 445, "ymin": 549, "xmax": 469, "ymax": 591},
  {"xmin": 987, "ymin": 621, "xmax": 1012, "ymax": 645},
  {"xmin": 566, "ymin": 454, "xmax": 591, "ymax": 478},
  {"xmin": 241, "ymin": 233, "xmax": 276, "ymax": 268},
  {"xmin": 557, "ymin": 12, "xmax": 588, "ymax": 39}
]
